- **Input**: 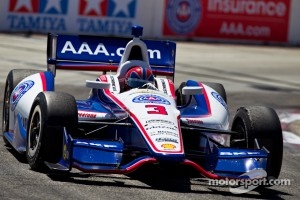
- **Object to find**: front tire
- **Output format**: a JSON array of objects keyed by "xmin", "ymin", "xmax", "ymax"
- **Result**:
[
  {"xmin": 26, "ymin": 92, "xmax": 78, "ymax": 171},
  {"xmin": 231, "ymin": 106, "xmax": 283, "ymax": 179}
]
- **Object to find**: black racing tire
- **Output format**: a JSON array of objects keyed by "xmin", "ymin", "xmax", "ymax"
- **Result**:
[
  {"xmin": 2, "ymin": 69, "xmax": 41, "ymax": 145},
  {"xmin": 26, "ymin": 92, "xmax": 78, "ymax": 171},
  {"xmin": 175, "ymin": 82, "xmax": 187, "ymax": 106},
  {"xmin": 231, "ymin": 106, "xmax": 283, "ymax": 179},
  {"xmin": 202, "ymin": 82, "xmax": 227, "ymax": 103}
]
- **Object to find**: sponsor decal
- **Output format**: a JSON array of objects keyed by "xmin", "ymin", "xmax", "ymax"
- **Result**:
[
  {"xmin": 61, "ymin": 41, "xmax": 112, "ymax": 56},
  {"xmin": 7, "ymin": 0, "xmax": 68, "ymax": 32},
  {"xmin": 78, "ymin": 112, "xmax": 97, "ymax": 118},
  {"xmin": 207, "ymin": 0, "xmax": 287, "ymax": 17},
  {"xmin": 156, "ymin": 137, "xmax": 178, "ymax": 143},
  {"xmin": 110, "ymin": 75, "xmax": 117, "ymax": 91},
  {"xmin": 161, "ymin": 79, "xmax": 168, "ymax": 94},
  {"xmin": 75, "ymin": 141, "xmax": 117, "ymax": 148},
  {"xmin": 145, "ymin": 125, "xmax": 177, "ymax": 131},
  {"xmin": 186, "ymin": 118, "xmax": 204, "ymax": 125},
  {"xmin": 11, "ymin": 80, "xmax": 34, "ymax": 111},
  {"xmin": 161, "ymin": 143, "xmax": 176, "ymax": 150},
  {"xmin": 211, "ymin": 91, "xmax": 227, "ymax": 109},
  {"xmin": 145, "ymin": 119, "xmax": 175, "ymax": 125},
  {"xmin": 77, "ymin": 0, "xmax": 137, "ymax": 35},
  {"xmin": 132, "ymin": 94, "xmax": 171, "ymax": 105},
  {"xmin": 165, "ymin": 0, "xmax": 202, "ymax": 34},
  {"xmin": 158, "ymin": 130, "xmax": 179, "ymax": 137},
  {"xmin": 220, "ymin": 151, "xmax": 261, "ymax": 156},
  {"xmin": 59, "ymin": 40, "xmax": 162, "ymax": 60},
  {"xmin": 149, "ymin": 130, "xmax": 179, "ymax": 137},
  {"xmin": 77, "ymin": 18, "xmax": 133, "ymax": 35}
]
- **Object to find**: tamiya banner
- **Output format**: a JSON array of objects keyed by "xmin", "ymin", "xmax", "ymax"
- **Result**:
[
  {"xmin": 0, "ymin": 0, "xmax": 155, "ymax": 37},
  {"xmin": 5, "ymin": 0, "xmax": 69, "ymax": 33},
  {"xmin": 163, "ymin": 0, "xmax": 291, "ymax": 42}
]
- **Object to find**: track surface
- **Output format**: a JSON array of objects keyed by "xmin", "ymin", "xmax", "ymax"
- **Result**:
[{"xmin": 0, "ymin": 33, "xmax": 300, "ymax": 200}]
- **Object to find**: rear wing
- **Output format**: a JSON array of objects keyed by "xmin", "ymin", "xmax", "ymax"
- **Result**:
[{"xmin": 47, "ymin": 33, "xmax": 176, "ymax": 78}]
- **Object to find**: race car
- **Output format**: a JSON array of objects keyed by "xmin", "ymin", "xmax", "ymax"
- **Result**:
[{"xmin": 2, "ymin": 26, "xmax": 283, "ymax": 182}]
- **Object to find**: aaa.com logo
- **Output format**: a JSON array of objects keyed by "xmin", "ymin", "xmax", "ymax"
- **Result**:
[
  {"xmin": 79, "ymin": 0, "xmax": 137, "ymax": 18},
  {"xmin": 165, "ymin": 0, "xmax": 202, "ymax": 34},
  {"xmin": 9, "ymin": 0, "xmax": 68, "ymax": 14}
]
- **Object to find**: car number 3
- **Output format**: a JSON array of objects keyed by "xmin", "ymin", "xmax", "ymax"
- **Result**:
[{"xmin": 145, "ymin": 105, "xmax": 168, "ymax": 115}]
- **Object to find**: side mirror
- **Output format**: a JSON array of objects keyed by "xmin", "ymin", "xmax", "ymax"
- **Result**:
[
  {"xmin": 182, "ymin": 86, "xmax": 203, "ymax": 95},
  {"xmin": 86, "ymin": 80, "xmax": 110, "ymax": 89}
]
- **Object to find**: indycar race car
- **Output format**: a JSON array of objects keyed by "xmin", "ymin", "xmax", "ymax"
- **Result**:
[{"xmin": 2, "ymin": 26, "xmax": 283, "ymax": 182}]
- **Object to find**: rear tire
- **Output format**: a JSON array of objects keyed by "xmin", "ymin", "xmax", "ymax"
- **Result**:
[
  {"xmin": 202, "ymin": 82, "xmax": 227, "ymax": 103},
  {"xmin": 2, "ymin": 69, "xmax": 41, "ymax": 145},
  {"xmin": 175, "ymin": 82, "xmax": 187, "ymax": 106},
  {"xmin": 26, "ymin": 92, "xmax": 78, "ymax": 171},
  {"xmin": 231, "ymin": 106, "xmax": 283, "ymax": 179}
]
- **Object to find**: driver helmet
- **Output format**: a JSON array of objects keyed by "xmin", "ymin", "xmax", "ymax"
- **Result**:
[{"xmin": 125, "ymin": 66, "xmax": 155, "ymax": 89}]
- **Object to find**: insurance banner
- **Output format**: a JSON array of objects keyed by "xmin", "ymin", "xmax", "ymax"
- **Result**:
[{"xmin": 163, "ymin": 0, "xmax": 291, "ymax": 42}]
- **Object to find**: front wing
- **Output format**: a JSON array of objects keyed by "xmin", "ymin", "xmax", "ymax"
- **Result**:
[{"xmin": 45, "ymin": 127, "xmax": 268, "ymax": 180}]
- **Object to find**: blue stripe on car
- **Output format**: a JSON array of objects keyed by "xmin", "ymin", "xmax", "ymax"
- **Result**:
[{"xmin": 44, "ymin": 71, "xmax": 55, "ymax": 91}]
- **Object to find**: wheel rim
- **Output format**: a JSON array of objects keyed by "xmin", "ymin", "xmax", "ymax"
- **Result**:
[
  {"xmin": 231, "ymin": 120, "xmax": 248, "ymax": 148},
  {"xmin": 28, "ymin": 106, "xmax": 42, "ymax": 157},
  {"xmin": 2, "ymin": 83, "xmax": 10, "ymax": 132}
]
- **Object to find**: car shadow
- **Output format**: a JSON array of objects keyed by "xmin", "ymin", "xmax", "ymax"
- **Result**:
[{"xmin": 5, "ymin": 144, "xmax": 27, "ymax": 164}]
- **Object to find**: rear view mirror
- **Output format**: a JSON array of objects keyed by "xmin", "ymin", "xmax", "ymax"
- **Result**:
[{"xmin": 86, "ymin": 80, "xmax": 110, "ymax": 89}]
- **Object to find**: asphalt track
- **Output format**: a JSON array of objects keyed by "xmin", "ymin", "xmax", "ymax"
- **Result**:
[{"xmin": 0, "ymin": 33, "xmax": 300, "ymax": 200}]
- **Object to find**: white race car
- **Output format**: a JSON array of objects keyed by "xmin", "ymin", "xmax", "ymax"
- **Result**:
[{"xmin": 2, "ymin": 26, "xmax": 283, "ymax": 183}]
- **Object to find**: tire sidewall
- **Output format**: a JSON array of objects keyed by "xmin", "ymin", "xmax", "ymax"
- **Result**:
[
  {"xmin": 27, "ymin": 104, "xmax": 44, "ymax": 164},
  {"xmin": 2, "ymin": 80, "xmax": 11, "ymax": 139},
  {"xmin": 26, "ymin": 97, "xmax": 48, "ymax": 170},
  {"xmin": 231, "ymin": 106, "xmax": 283, "ymax": 179}
]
